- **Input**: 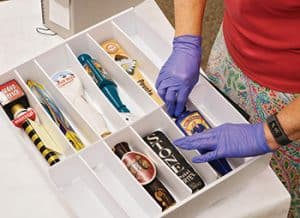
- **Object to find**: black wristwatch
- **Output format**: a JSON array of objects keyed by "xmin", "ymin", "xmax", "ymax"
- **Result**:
[{"xmin": 266, "ymin": 113, "xmax": 292, "ymax": 146}]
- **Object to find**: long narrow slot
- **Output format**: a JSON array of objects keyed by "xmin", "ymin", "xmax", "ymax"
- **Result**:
[
  {"xmin": 16, "ymin": 59, "xmax": 99, "ymax": 146},
  {"xmin": 113, "ymin": 14, "xmax": 246, "ymax": 170},
  {"xmin": 86, "ymin": 17, "xmax": 240, "ymax": 174},
  {"xmin": 33, "ymin": 38, "xmax": 161, "ymax": 216},
  {"xmin": 90, "ymin": 20, "xmax": 160, "ymax": 86},
  {"xmin": 105, "ymin": 127, "xmax": 181, "ymax": 214},
  {"xmin": 69, "ymin": 31, "xmax": 143, "ymax": 121},
  {"xmin": 0, "ymin": 70, "xmax": 71, "ymax": 170},
  {"xmin": 112, "ymin": 9, "xmax": 172, "ymax": 68},
  {"xmin": 111, "ymin": 21, "xmax": 161, "ymax": 85},
  {"xmin": 112, "ymin": 12, "xmax": 245, "ymax": 168},
  {"xmin": 132, "ymin": 108, "xmax": 219, "ymax": 184},
  {"xmin": 67, "ymin": 31, "xmax": 159, "ymax": 121},
  {"xmin": 89, "ymin": 22, "xmax": 164, "ymax": 110},
  {"xmin": 64, "ymin": 43, "xmax": 129, "ymax": 129},
  {"xmin": 111, "ymin": 9, "xmax": 246, "ymax": 171},
  {"xmin": 87, "ymin": 19, "xmax": 236, "ymax": 170},
  {"xmin": 32, "ymin": 44, "xmax": 111, "ymax": 143},
  {"xmin": 129, "ymin": 127, "xmax": 192, "ymax": 200},
  {"xmin": 106, "ymin": 126, "xmax": 191, "ymax": 202},
  {"xmin": 36, "ymin": 43, "xmax": 128, "ymax": 135},
  {"xmin": 14, "ymin": 70, "xmax": 76, "ymax": 156},
  {"xmin": 79, "ymin": 140, "xmax": 162, "ymax": 218},
  {"xmin": 188, "ymin": 82, "xmax": 249, "ymax": 168}
]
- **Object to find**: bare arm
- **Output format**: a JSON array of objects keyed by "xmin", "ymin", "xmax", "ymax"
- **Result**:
[
  {"xmin": 264, "ymin": 96, "xmax": 300, "ymax": 150},
  {"xmin": 174, "ymin": 0, "xmax": 207, "ymax": 36}
]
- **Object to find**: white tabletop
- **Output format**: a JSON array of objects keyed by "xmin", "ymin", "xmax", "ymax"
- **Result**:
[
  {"xmin": 0, "ymin": 0, "xmax": 62, "ymax": 74},
  {"xmin": 0, "ymin": 0, "xmax": 291, "ymax": 218}
]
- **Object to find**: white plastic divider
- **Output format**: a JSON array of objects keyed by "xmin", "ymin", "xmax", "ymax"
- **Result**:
[
  {"xmin": 14, "ymin": 70, "xmax": 77, "ymax": 156},
  {"xmin": 161, "ymin": 154, "xmax": 272, "ymax": 218},
  {"xmin": 112, "ymin": 8, "xmax": 172, "ymax": 68},
  {"xmin": 86, "ymin": 18, "xmax": 245, "ymax": 171},
  {"xmin": 0, "ymin": 3, "xmax": 275, "ymax": 217},
  {"xmin": 35, "ymin": 43, "xmax": 128, "ymax": 133},
  {"xmin": 85, "ymin": 19, "xmax": 245, "ymax": 175},
  {"xmin": 64, "ymin": 44, "xmax": 132, "ymax": 126},
  {"xmin": 16, "ymin": 60, "xmax": 99, "ymax": 146},
  {"xmin": 188, "ymin": 80, "xmax": 249, "ymax": 168},
  {"xmin": 105, "ymin": 126, "xmax": 191, "ymax": 202},
  {"xmin": 88, "ymin": 20, "xmax": 160, "ymax": 86},
  {"xmin": 79, "ymin": 140, "xmax": 162, "ymax": 218},
  {"xmin": 49, "ymin": 155, "xmax": 129, "ymax": 218},
  {"xmin": 0, "ymin": 71, "xmax": 72, "ymax": 171},
  {"xmin": 189, "ymin": 78, "xmax": 249, "ymax": 126},
  {"xmin": 132, "ymin": 108, "xmax": 219, "ymax": 184},
  {"xmin": 0, "ymin": 103, "xmax": 77, "ymax": 218},
  {"xmin": 66, "ymin": 32, "xmax": 159, "ymax": 120},
  {"xmin": 88, "ymin": 15, "xmax": 248, "ymax": 170},
  {"xmin": 183, "ymin": 100, "xmax": 244, "ymax": 169}
]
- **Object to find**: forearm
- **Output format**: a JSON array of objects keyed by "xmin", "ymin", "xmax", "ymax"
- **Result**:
[
  {"xmin": 264, "ymin": 96, "xmax": 300, "ymax": 150},
  {"xmin": 174, "ymin": 0, "xmax": 206, "ymax": 36}
]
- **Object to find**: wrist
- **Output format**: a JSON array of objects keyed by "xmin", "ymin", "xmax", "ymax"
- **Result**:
[
  {"xmin": 263, "ymin": 122, "xmax": 280, "ymax": 151},
  {"xmin": 173, "ymin": 35, "xmax": 202, "ymax": 56},
  {"xmin": 174, "ymin": 35, "xmax": 202, "ymax": 46},
  {"xmin": 266, "ymin": 113, "xmax": 292, "ymax": 148}
]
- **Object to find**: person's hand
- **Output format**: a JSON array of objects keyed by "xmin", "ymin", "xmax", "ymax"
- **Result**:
[
  {"xmin": 174, "ymin": 123, "xmax": 273, "ymax": 163},
  {"xmin": 156, "ymin": 35, "xmax": 202, "ymax": 117}
]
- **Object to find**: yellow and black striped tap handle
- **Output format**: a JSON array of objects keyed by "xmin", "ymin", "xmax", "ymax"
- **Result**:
[{"xmin": 11, "ymin": 104, "xmax": 60, "ymax": 166}]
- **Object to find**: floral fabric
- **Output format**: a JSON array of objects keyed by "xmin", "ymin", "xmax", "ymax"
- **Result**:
[{"xmin": 206, "ymin": 27, "xmax": 300, "ymax": 218}]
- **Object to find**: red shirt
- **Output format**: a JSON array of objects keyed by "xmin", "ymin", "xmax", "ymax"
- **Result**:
[{"xmin": 223, "ymin": 0, "xmax": 300, "ymax": 93}]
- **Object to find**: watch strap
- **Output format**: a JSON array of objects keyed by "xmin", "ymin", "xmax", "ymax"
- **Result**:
[{"xmin": 266, "ymin": 113, "xmax": 292, "ymax": 146}]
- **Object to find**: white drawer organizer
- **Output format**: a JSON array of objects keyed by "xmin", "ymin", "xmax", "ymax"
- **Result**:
[{"xmin": 0, "ymin": 1, "xmax": 272, "ymax": 218}]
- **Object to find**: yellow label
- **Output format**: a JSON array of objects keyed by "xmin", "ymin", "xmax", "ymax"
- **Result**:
[
  {"xmin": 65, "ymin": 130, "xmax": 85, "ymax": 150},
  {"xmin": 29, "ymin": 120, "xmax": 65, "ymax": 154},
  {"xmin": 101, "ymin": 39, "xmax": 164, "ymax": 106},
  {"xmin": 180, "ymin": 112, "xmax": 210, "ymax": 136}
]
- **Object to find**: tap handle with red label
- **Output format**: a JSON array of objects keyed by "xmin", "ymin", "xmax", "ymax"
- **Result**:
[{"xmin": 113, "ymin": 142, "xmax": 175, "ymax": 210}]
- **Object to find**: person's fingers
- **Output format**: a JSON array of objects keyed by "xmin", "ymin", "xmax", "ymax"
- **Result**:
[
  {"xmin": 155, "ymin": 64, "xmax": 172, "ymax": 89},
  {"xmin": 155, "ymin": 76, "xmax": 162, "ymax": 90},
  {"xmin": 157, "ymin": 74, "xmax": 182, "ymax": 90},
  {"xmin": 174, "ymin": 130, "xmax": 215, "ymax": 144},
  {"xmin": 156, "ymin": 76, "xmax": 175, "ymax": 101},
  {"xmin": 174, "ymin": 132, "xmax": 217, "ymax": 150},
  {"xmin": 155, "ymin": 68, "xmax": 167, "ymax": 89},
  {"xmin": 165, "ymin": 89, "xmax": 177, "ymax": 117},
  {"xmin": 192, "ymin": 151, "xmax": 217, "ymax": 163},
  {"xmin": 157, "ymin": 87, "xmax": 167, "ymax": 101},
  {"xmin": 174, "ymin": 88, "xmax": 190, "ymax": 117}
]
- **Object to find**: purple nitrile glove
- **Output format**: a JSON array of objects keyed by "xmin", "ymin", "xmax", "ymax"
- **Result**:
[
  {"xmin": 156, "ymin": 35, "xmax": 202, "ymax": 117},
  {"xmin": 174, "ymin": 123, "xmax": 273, "ymax": 163}
]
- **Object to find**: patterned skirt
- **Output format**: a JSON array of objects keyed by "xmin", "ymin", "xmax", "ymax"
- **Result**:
[{"xmin": 206, "ymin": 26, "xmax": 300, "ymax": 218}]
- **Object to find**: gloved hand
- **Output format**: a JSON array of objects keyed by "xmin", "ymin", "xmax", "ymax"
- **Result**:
[
  {"xmin": 174, "ymin": 123, "xmax": 273, "ymax": 163},
  {"xmin": 156, "ymin": 35, "xmax": 202, "ymax": 117}
]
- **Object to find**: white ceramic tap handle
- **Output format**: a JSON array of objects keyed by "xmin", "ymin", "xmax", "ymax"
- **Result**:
[
  {"xmin": 52, "ymin": 71, "xmax": 111, "ymax": 137},
  {"xmin": 73, "ymin": 96, "xmax": 111, "ymax": 137}
]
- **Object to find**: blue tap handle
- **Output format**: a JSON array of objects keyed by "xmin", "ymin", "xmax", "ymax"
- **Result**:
[
  {"xmin": 175, "ymin": 111, "xmax": 232, "ymax": 176},
  {"xmin": 197, "ymin": 148, "xmax": 232, "ymax": 176},
  {"xmin": 78, "ymin": 54, "xmax": 130, "ymax": 113}
]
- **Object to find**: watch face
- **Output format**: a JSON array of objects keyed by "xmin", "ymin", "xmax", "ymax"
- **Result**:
[
  {"xmin": 270, "ymin": 120, "xmax": 282, "ymax": 138},
  {"xmin": 267, "ymin": 114, "xmax": 292, "ymax": 145}
]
